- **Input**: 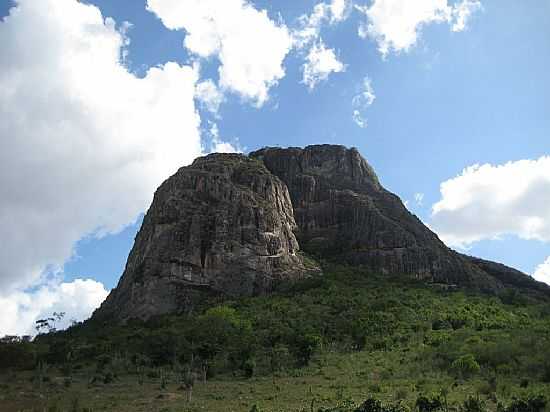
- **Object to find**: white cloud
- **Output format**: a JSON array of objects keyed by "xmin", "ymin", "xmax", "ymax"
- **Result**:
[
  {"xmin": 0, "ymin": 279, "xmax": 109, "ymax": 336},
  {"xmin": 303, "ymin": 41, "xmax": 346, "ymax": 89},
  {"xmin": 451, "ymin": 0, "xmax": 482, "ymax": 32},
  {"xmin": 0, "ymin": 0, "xmax": 204, "ymax": 294},
  {"xmin": 352, "ymin": 77, "xmax": 376, "ymax": 128},
  {"xmin": 534, "ymin": 257, "xmax": 550, "ymax": 286},
  {"xmin": 431, "ymin": 157, "xmax": 550, "ymax": 248},
  {"xmin": 207, "ymin": 123, "xmax": 243, "ymax": 154},
  {"xmin": 147, "ymin": 0, "xmax": 292, "ymax": 106},
  {"xmin": 355, "ymin": 0, "xmax": 482, "ymax": 57},
  {"xmin": 415, "ymin": 193, "xmax": 425, "ymax": 206},
  {"xmin": 293, "ymin": 0, "xmax": 351, "ymax": 48},
  {"xmin": 329, "ymin": 0, "xmax": 349, "ymax": 23},
  {"xmin": 195, "ymin": 79, "xmax": 224, "ymax": 115}
]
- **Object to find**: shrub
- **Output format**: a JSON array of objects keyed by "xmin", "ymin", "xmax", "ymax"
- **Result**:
[
  {"xmin": 416, "ymin": 395, "xmax": 444, "ymax": 412},
  {"xmin": 356, "ymin": 398, "xmax": 384, "ymax": 412},
  {"xmin": 354, "ymin": 398, "xmax": 407, "ymax": 412},
  {"xmin": 497, "ymin": 396, "xmax": 547, "ymax": 412},
  {"xmin": 462, "ymin": 396, "xmax": 486, "ymax": 412},
  {"xmin": 0, "ymin": 340, "xmax": 35, "ymax": 370},
  {"xmin": 451, "ymin": 354, "xmax": 480, "ymax": 378},
  {"xmin": 243, "ymin": 357, "xmax": 256, "ymax": 378},
  {"xmin": 295, "ymin": 334, "xmax": 322, "ymax": 366},
  {"xmin": 395, "ymin": 388, "xmax": 408, "ymax": 401}
]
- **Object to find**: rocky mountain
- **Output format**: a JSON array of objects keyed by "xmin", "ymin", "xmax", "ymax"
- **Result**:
[
  {"xmin": 249, "ymin": 145, "xmax": 498, "ymax": 288},
  {"xmin": 94, "ymin": 153, "xmax": 319, "ymax": 321},
  {"xmin": 94, "ymin": 145, "xmax": 549, "ymax": 322}
]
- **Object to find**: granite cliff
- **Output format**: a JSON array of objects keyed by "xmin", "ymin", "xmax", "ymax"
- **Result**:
[
  {"xmin": 94, "ymin": 145, "xmax": 549, "ymax": 322},
  {"xmin": 249, "ymin": 145, "xmax": 496, "ymax": 288},
  {"xmin": 94, "ymin": 153, "xmax": 319, "ymax": 321}
]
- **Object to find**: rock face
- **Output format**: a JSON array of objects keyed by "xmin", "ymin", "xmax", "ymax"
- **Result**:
[
  {"xmin": 95, "ymin": 144, "xmax": 549, "ymax": 322},
  {"xmin": 94, "ymin": 153, "xmax": 319, "ymax": 321},
  {"xmin": 250, "ymin": 145, "xmax": 548, "ymax": 293}
]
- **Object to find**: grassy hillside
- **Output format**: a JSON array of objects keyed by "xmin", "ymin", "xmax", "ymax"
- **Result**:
[{"xmin": 1, "ymin": 265, "xmax": 550, "ymax": 411}]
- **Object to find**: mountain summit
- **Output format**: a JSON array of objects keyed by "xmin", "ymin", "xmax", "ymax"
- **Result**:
[{"xmin": 94, "ymin": 145, "xmax": 548, "ymax": 322}]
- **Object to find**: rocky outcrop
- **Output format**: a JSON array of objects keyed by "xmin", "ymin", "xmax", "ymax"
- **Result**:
[
  {"xmin": 464, "ymin": 256, "xmax": 550, "ymax": 295},
  {"xmin": 95, "ymin": 144, "xmax": 549, "ymax": 322},
  {"xmin": 94, "ymin": 153, "xmax": 319, "ymax": 322},
  {"xmin": 250, "ymin": 145, "xmax": 548, "ymax": 294}
]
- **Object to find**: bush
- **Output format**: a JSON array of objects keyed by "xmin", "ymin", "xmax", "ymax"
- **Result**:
[
  {"xmin": 462, "ymin": 396, "xmax": 486, "ymax": 412},
  {"xmin": 498, "ymin": 396, "xmax": 547, "ymax": 412},
  {"xmin": 0, "ymin": 340, "xmax": 35, "ymax": 370},
  {"xmin": 356, "ymin": 398, "xmax": 385, "ymax": 412},
  {"xmin": 243, "ymin": 357, "xmax": 256, "ymax": 378},
  {"xmin": 416, "ymin": 395, "xmax": 443, "ymax": 412},
  {"xmin": 451, "ymin": 354, "xmax": 481, "ymax": 378},
  {"xmin": 295, "ymin": 334, "xmax": 322, "ymax": 366},
  {"xmin": 354, "ymin": 398, "xmax": 407, "ymax": 412}
]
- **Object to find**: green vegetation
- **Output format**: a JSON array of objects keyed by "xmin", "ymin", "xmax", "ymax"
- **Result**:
[{"xmin": 1, "ymin": 264, "xmax": 550, "ymax": 411}]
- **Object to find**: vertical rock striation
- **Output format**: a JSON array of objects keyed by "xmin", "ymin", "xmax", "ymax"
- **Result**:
[
  {"xmin": 95, "ymin": 144, "xmax": 549, "ymax": 323},
  {"xmin": 94, "ymin": 153, "xmax": 319, "ymax": 321},
  {"xmin": 250, "ymin": 145, "xmax": 526, "ymax": 290}
]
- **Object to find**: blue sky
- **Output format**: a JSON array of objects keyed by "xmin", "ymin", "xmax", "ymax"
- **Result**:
[{"xmin": 0, "ymin": 0, "xmax": 549, "ymax": 335}]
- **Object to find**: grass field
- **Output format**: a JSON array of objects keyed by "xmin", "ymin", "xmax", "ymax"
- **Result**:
[{"xmin": 2, "ymin": 347, "xmax": 549, "ymax": 412}]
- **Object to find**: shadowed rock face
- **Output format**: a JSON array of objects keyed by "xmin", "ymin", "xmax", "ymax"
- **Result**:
[
  {"xmin": 250, "ymin": 145, "xmax": 548, "ymax": 293},
  {"xmin": 95, "ymin": 145, "xmax": 549, "ymax": 322},
  {"xmin": 94, "ymin": 153, "xmax": 319, "ymax": 321}
]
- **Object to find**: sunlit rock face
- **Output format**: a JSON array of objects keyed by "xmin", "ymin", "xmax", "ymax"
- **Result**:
[
  {"xmin": 94, "ymin": 153, "xmax": 319, "ymax": 322},
  {"xmin": 95, "ymin": 145, "xmax": 550, "ymax": 322}
]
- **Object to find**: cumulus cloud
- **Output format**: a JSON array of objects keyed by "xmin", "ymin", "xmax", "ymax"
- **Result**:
[
  {"xmin": 293, "ymin": 0, "xmax": 351, "ymax": 48},
  {"xmin": 146, "ymin": 0, "xmax": 292, "ymax": 106},
  {"xmin": 431, "ymin": 157, "xmax": 550, "ymax": 248},
  {"xmin": 207, "ymin": 123, "xmax": 243, "ymax": 154},
  {"xmin": 303, "ymin": 41, "xmax": 346, "ymax": 89},
  {"xmin": 352, "ymin": 77, "xmax": 376, "ymax": 128},
  {"xmin": 293, "ymin": 0, "xmax": 350, "ymax": 90},
  {"xmin": 355, "ymin": 0, "xmax": 482, "ymax": 56},
  {"xmin": 0, "ymin": 0, "xmax": 204, "ymax": 296},
  {"xmin": 195, "ymin": 79, "xmax": 225, "ymax": 115},
  {"xmin": 451, "ymin": 0, "xmax": 483, "ymax": 32},
  {"xmin": 0, "ymin": 279, "xmax": 109, "ymax": 336},
  {"xmin": 533, "ymin": 257, "xmax": 550, "ymax": 286}
]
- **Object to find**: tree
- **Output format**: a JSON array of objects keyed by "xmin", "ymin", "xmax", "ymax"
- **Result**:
[
  {"xmin": 451, "ymin": 354, "xmax": 480, "ymax": 379},
  {"xmin": 416, "ymin": 395, "xmax": 444, "ymax": 412},
  {"xmin": 295, "ymin": 334, "xmax": 322, "ymax": 366},
  {"xmin": 35, "ymin": 311, "xmax": 66, "ymax": 334}
]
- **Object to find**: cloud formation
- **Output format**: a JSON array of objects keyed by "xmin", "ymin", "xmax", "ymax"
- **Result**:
[
  {"xmin": 195, "ymin": 79, "xmax": 225, "ymax": 115},
  {"xmin": 431, "ymin": 157, "xmax": 550, "ymax": 248},
  {"xmin": 451, "ymin": 0, "xmax": 483, "ymax": 32},
  {"xmin": 293, "ymin": 0, "xmax": 351, "ymax": 48},
  {"xmin": 0, "ymin": 0, "xmax": 203, "ymax": 295},
  {"xmin": 534, "ymin": 257, "xmax": 550, "ymax": 286},
  {"xmin": 303, "ymin": 41, "xmax": 346, "ymax": 90},
  {"xmin": 0, "ymin": 279, "xmax": 109, "ymax": 336},
  {"xmin": 356, "ymin": 0, "xmax": 482, "ymax": 56},
  {"xmin": 207, "ymin": 123, "xmax": 243, "ymax": 154},
  {"xmin": 352, "ymin": 77, "xmax": 376, "ymax": 128},
  {"xmin": 147, "ymin": 0, "xmax": 292, "ymax": 106}
]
